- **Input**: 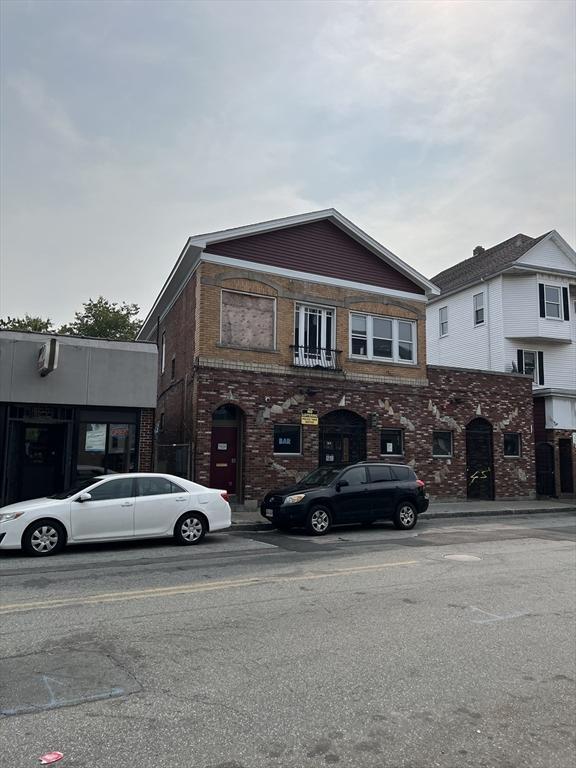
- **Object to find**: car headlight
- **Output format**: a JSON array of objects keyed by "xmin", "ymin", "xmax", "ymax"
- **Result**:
[
  {"xmin": 284, "ymin": 494, "xmax": 306, "ymax": 505},
  {"xmin": 0, "ymin": 511, "xmax": 25, "ymax": 523}
]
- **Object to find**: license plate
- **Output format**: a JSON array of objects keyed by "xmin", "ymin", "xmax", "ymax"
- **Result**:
[{"xmin": 265, "ymin": 509, "xmax": 274, "ymax": 517}]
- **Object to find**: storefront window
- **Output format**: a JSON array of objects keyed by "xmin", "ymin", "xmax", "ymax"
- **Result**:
[{"xmin": 76, "ymin": 422, "xmax": 136, "ymax": 479}]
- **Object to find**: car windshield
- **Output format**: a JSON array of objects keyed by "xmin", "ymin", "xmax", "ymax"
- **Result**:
[
  {"xmin": 299, "ymin": 467, "xmax": 344, "ymax": 487},
  {"xmin": 49, "ymin": 478, "xmax": 102, "ymax": 499}
]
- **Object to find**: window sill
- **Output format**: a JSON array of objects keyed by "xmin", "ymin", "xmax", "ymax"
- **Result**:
[
  {"xmin": 380, "ymin": 454, "xmax": 404, "ymax": 458},
  {"xmin": 273, "ymin": 453, "xmax": 302, "ymax": 457},
  {"xmin": 432, "ymin": 454, "xmax": 453, "ymax": 459},
  {"xmin": 503, "ymin": 455, "xmax": 522, "ymax": 459},
  {"xmin": 217, "ymin": 343, "xmax": 279, "ymax": 354},
  {"xmin": 473, "ymin": 323, "xmax": 486, "ymax": 329},
  {"xmin": 348, "ymin": 356, "xmax": 417, "ymax": 368}
]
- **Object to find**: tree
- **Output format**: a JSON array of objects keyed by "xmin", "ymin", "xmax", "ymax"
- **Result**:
[
  {"xmin": 58, "ymin": 297, "xmax": 142, "ymax": 341},
  {"xmin": 0, "ymin": 315, "xmax": 55, "ymax": 333}
]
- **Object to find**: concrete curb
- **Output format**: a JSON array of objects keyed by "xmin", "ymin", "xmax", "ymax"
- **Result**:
[{"xmin": 231, "ymin": 506, "xmax": 576, "ymax": 532}]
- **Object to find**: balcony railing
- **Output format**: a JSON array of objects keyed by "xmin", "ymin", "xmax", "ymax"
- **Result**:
[{"xmin": 290, "ymin": 345, "xmax": 342, "ymax": 370}]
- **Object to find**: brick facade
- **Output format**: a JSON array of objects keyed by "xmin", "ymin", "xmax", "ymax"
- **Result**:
[
  {"xmin": 189, "ymin": 363, "xmax": 535, "ymax": 504},
  {"xmin": 138, "ymin": 408, "xmax": 155, "ymax": 472}
]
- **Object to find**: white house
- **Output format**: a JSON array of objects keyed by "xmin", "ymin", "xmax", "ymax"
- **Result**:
[{"xmin": 426, "ymin": 230, "xmax": 576, "ymax": 498}]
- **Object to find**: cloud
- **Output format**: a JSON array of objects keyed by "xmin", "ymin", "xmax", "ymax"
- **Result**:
[{"xmin": 0, "ymin": 0, "xmax": 574, "ymax": 325}]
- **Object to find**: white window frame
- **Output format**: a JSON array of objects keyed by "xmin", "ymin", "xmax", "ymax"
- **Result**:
[
  {"xmin": 273, "ymin": 424, "xmax": 303, "ymax": 456},
  {"xmin": 439, "ymin": 306, "xmax": 448, "ymax": 337},
  {"xmin": 473, "ymin": 292, "xmax": 485, "ymax": 326},
  {"xmin": 521, "ymin": 349, "xmax": 538, "ymax": 383},
  {"xmin": 350, "ymin": 312, "xmax": 417, "ymax": 365},
  {"xmin": 220, "ymin": 289, "xmax": 277, "ymax": 351},
  {"xmin": 294, "ymin": 303, "xmax": 336, "ymax": 366},
  {"xmin": 543, "ymin": 284, "xmax": 562, "ymax": 320},
  {"xmin": 160, "ymin": 331, "xmax": 166, "ymax": 374}
]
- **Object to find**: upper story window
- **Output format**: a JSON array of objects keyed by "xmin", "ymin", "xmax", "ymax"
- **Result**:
[
  {"xmin": 160, "ymin": 331, "xmax": 166, "ymax": 374},
  {"xmin": 351, "ymin": 313, "xmax": 416, "ymax": 364},
  {"xmin": 517, "ymin": 349, "xmax": 544, "ymax": 385},
  {"xmin": 293, "ymin": 304, "xmax": 336, "ymax": 368},
  {"xmin": 539, "ymin": 283, "xmax": 562, "ymax": 319},
  {"xmin": 221, "ymin": 290, "xmax": 276, "ymax": 351},
  {"xmin": 473, "ymin": 292, "xmax": 485, "ymax": 326},
  {"xmin": 439, "ymin": 306, "xmax": 448, "ymax": 337}
]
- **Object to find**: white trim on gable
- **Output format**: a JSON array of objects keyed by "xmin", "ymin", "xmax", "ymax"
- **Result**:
[{"xmin": 201, "ymin": 252, "xmax": 429, "ymax": 303}]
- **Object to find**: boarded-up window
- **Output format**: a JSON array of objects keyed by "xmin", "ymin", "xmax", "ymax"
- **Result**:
[{"xmin": 221, "ymin": 291, "xmax": 275, "ymax": 350}]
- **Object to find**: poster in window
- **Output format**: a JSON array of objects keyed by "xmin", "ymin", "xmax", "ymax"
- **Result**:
[{"xmin": 85, "ymin": 423, "xmax": 107, "ymax": 453}]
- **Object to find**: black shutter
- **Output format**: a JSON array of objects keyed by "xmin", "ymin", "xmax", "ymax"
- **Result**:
[
  {"xmin": 516, "ymin": 349, "xmax": 524, "ymax": 373},
  {"xmin": 538, "ymin": 351, "xmax": 544, "ymax": 385},
  {"xmin": 538, "ymin": 283, "xmax": 546, "ymax": 317},
  {"xmin": 562, "ymin": 287, "xmax": 570, "ymax": 320}
]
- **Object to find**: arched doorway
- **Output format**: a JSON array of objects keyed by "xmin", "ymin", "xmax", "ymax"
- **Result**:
[
  {"xmin": 210, "ymin": 404, "xmax": 244, "ymax": 497},
  {"xmin": 466, "ymin": 418, "xmax": 494, "ymax": 500},
  {"xmin": 319, "ymin": 409, "xmax": 366, "ymax": 466}
]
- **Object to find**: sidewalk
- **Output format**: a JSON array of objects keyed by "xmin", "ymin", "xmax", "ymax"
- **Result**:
[{"xmin": 231, "ymin": 498, "xmax": 576, "ymax": 531}]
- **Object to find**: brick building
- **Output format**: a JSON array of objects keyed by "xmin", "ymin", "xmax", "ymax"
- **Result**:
[{"xmin": 138, "ymin": 210, "xmax": 535, "ymax": 505}]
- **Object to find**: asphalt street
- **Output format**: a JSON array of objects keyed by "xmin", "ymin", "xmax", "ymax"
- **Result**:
[{"xmin": 1, "ymin": 513, "xmax": 575, "ymax": 768}]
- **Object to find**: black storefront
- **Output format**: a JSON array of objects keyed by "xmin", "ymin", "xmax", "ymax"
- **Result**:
[{"xmin": 0, "ymin": 403, "xmax": 143, "ymax": 506}]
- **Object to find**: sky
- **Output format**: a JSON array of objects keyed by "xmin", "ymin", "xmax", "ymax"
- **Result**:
[{"xmin": 1, "ymin": 0, "xmax": 575, "ymax": 327}]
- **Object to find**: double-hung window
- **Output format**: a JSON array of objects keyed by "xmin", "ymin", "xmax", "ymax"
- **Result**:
[
  {"xmin": 294, "ymin": 304, "xmax": 335, "ymax": 368},
  {"xmin": 517, "ymin": 349, "xmax": 544, "ymax": 385},
  {"xmin": 350, "ymin": 314, "xmax": 416, "ymax": 364},
  {"xmin": 539, "ymin": 283, "xmax": 562, "ymax": 319},
  {"xmin": 439, "ymin": 306, "xmax": 448, "ymax": 337},
  {"xmin": 473, "ymin": 293, "xmax": 485, "ymax": 325}
]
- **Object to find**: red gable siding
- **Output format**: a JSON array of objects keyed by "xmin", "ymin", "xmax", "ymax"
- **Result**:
[{"xmin": 206, "ymin": 220, "xmax": 425, "ymax": 295}]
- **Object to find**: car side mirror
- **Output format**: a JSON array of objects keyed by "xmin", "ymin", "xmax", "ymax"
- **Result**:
[
  {"xmin": 336, "ymin": 480, "xmax": 349, "ymax": 492},
  {"xmin": 77, "ymin": 492, "xmax": 92, "ymax": 503}
]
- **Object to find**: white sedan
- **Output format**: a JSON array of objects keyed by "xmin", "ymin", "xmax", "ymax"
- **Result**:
[{"xmin": 0, "ymin": 473, "xmax": 231, "ymax": 556}]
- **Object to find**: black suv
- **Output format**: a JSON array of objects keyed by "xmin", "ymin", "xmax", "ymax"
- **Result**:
[{"xmin": 260, "ymin": 462, "xmax": 429, "ymax": 535}]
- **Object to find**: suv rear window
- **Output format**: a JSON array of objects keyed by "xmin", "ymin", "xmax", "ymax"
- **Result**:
[{"xmin": 390, "ymin": 466, "xmax": 416, "ymax": 481}]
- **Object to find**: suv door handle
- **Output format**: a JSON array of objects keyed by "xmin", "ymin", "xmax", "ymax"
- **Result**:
[{"xmin": 175, "ymin": 496, "xmax": 186, "ymax": 502}]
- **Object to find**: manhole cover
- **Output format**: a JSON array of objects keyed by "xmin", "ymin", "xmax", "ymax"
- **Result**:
[{"xmin": 442, "ymin": 553, "xmax": 483, "ymax": 562}]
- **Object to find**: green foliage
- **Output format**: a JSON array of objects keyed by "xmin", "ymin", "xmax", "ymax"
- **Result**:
[
  {"xmin": 58, "ymin": 297, "xmax": 142, "ymax": 341},
  {"xmin": 0, "ymin": 315, "xmax": 55, "ymax": 333}
]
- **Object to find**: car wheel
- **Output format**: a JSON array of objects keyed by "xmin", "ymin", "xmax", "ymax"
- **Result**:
[
  {"xmin": 175, "ymin": 513, "xmax": 207, "ymax": 545},
  {"xmin": 306, "ymin": 506, "xmax": 332, "ymax": 536},
  {"xmin": 393, "ymin": 502, "xmax": 418, "ymax": 530},
  {"xmin": 22, "ymin": 520, "xmax": 66, "ymax": 556}
]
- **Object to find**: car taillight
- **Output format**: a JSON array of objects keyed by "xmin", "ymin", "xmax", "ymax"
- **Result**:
[
  {"xmin": 416, "ymin": 479, "xmax": 425, "ymax": 488},
  {"xmin": 221, "ymin": 491, "xmax": 229, "ymax": 502}
]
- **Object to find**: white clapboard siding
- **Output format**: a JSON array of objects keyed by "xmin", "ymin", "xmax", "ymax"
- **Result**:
[
  {"xmin": 502, "ymin": 338, "xmax": 576, "ymax": 389},
  {"xmin": 519, "ymin": 237, "xmax": 576, "ymax": 272},
  {"xmin": 426, "ymin": 277, "xmax": 501, "ymax": 370}
]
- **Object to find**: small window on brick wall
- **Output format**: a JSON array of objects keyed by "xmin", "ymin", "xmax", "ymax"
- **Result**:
[
  {"xmin": 432, "ymin": 431, "xmax": 453, "ymax": 457},
  {"xmin": 273, "ymin": 424, "xmax": 302, "ymax": 455},
  {"xmin": 503, "ymin": 433, "xmax": 521, "ymax": 457},
  {"xmin": 380, "ymin": 429, "xmax": 403, "ymax": 456}
]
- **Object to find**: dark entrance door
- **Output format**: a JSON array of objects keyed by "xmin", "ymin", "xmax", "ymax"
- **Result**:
[
  {"xmin": 210, "ymin": 426, "xmax": 238, "ymax": 493},
  {"xmin": 18, "ymin": 423, "xmax": 66, "ymax": 501},
  {"xmin": 535, "ymin": 442, "xmax": 556, "ymax": 496},
  {"xmin": 319, "ymin": 410, "xmax": 366, "ymax": 467},
  {"xmin": 209, "ymin": 404, "xmax": 244, "ymax": 496},
  {"xmin": 559, "ymin": 439, "xmax": 574, "ymax": 494},
  {"xmin": 466, "ymin": 418, "xmax": 494, "ymax": 500}
]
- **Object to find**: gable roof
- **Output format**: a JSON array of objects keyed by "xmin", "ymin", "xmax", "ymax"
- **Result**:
[
  {"xmin": 188, "ymin": 209, "xmax": 439, "ymax": 294},
  {"xmin": 138, "ymin": 209, "xmax": 440, "ymax": 340},
  {"xmin": 431, "ymin": 232, "xmax": 552, "ymax": 294}
]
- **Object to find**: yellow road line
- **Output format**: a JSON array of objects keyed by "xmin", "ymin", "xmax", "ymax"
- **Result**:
[{"xmin": 0, "ymin": 559, "xmax": 417, "ymax": 615}]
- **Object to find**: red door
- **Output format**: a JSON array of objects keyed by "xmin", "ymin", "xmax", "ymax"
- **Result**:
[{"xmin": 210, "ymin": 426, "xmax": 238, "ymax": 493}]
